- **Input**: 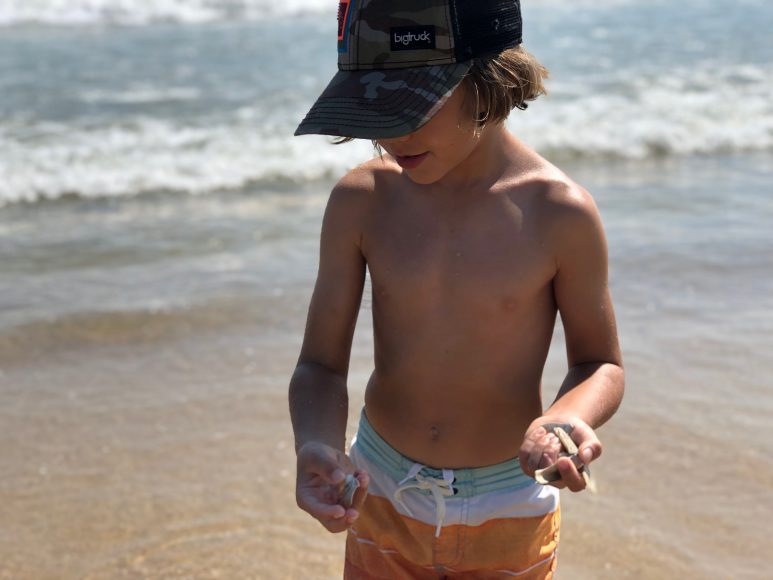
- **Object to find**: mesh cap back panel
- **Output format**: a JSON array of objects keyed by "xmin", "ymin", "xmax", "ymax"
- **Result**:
[{"xmin": 450, "ymin": 0, "xmax": 523, "ymax": 61}]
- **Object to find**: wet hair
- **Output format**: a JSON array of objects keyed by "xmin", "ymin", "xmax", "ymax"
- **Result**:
[
  {"xmin": 461, "ymin": 46, "xmax": 549, "ymax": 128},
  {"xmin": 332, "ymin": 46, "xmax": 548, "ymax": 144}
]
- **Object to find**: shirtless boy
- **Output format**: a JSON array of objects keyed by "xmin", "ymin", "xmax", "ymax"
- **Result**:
[{"xmin": 290, "ymin": 1, "xmax": 624, "ymax": 577}]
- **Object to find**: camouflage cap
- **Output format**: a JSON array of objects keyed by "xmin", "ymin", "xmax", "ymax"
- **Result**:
[{"xmin": 295, "ymin": 0, "xmax": 523, "ymax": 139}]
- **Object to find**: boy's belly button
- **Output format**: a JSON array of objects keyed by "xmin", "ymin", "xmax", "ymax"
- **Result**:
[{"xmin": 430, "ymin": 426, "xmax": 440, "ymax": 441}]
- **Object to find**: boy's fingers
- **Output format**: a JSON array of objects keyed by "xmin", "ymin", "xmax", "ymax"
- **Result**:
[
  {"xmin": 579, "ymin": 443, "xmax": 598, "ymax": 464},
  {"xmin": 578, "ymin": 436, "xmax": 602, "ymax": 464},
  {"xmin": 296, "ymin": 489, "xmax": 346, "ymax": 519},
  {"xmin": 524, "ymin": 426, "xmax": 546, "ymax": 447},
  {"xmin": 520, "ymin": 426, "xmax": 559, "ymax": 475},
  {"xmin": 317, "ymin": 507, "xmax": 361, "ymax": 533},
  {"xmin": 298, "ymin": 445, "xmax": 347, "ymax": 484},
  {"xmin": 570, "ymin": 422, "xmax": 602, "ymax": 465},
  {"xmin": 526, "ymin": 433, "xmax": 558, "ymax": 473},
  {"xmin": 302, "ymin": 457, "xmax": 345, "ymax": 483},
  {"xmin": 556, "ymin": 456, "xmax": 586, "ymax": 492},
  {"xmin": 320, "ymin": 517, "xmax": 353, "ymax": 534}
]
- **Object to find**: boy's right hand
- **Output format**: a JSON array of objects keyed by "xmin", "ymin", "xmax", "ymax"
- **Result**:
[{"xmin": 295, "ymin": 441, "xmax": 369, "ymax": 533}]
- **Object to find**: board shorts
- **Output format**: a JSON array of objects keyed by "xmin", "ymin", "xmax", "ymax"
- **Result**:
[{"xmin": 345, "ymin": 411, "xmax": 561, "ymax": 579}]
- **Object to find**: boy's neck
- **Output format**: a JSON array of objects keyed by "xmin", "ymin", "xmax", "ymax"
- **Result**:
[{"xmin": 426, "ymin": 124, "xmax": 516, "ymax": 195}]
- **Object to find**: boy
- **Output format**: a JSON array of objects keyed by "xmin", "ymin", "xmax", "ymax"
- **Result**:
[{"xmin": 290, "ymin": 0, "xmax": 624, "ymax": 578}]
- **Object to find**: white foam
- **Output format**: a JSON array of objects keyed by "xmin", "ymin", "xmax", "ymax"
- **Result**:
[
  {"xmin": 0, "ymin": 114, "xmax": 373, "ymax": 205},
  {"xmin": 515, "ymin": 63, "xmax": 773, "ymax": 159},
  {"xmin": 78, "ymin": 85, "xmax": 202, "ymax": 104},
  {"xmin": 1, "ymin": 63, "xmax": 772, "ymax": 206},
  {"xmin": 0, "ymin": 0, "xmax": 333, "ymax": 26}
]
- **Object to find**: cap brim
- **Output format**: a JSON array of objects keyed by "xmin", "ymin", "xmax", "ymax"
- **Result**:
[{"xmin": 295, "ymin": 62, "xmax": 472, "ymax": 140}]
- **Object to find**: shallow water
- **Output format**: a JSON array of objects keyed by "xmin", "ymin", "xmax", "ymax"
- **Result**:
[
  {"xmin": 2, "ymin": 0, "xmax": 773, "ymax": 577},
  {"xmin": 2, "ymin": 1, "xmax": 773, "ymax": 205},
  {"xmin": 2, "ymin": 153, "xmax": 772, "ymax": 578}
]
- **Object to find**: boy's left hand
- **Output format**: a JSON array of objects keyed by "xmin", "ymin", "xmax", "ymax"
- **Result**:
[{"xmin": 519, "ymin": 417, "xmax": 601, "ymax": 492}]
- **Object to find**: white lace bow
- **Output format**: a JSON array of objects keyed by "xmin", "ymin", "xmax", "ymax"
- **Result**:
[{"xmin": 393, "ymin": 463, "xmax": 456, "ymax": 538}]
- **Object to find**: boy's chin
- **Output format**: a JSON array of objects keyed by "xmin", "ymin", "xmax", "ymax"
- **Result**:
[{"xmin": 402, "ymin": 168, "xmax": 442, "ymax": 186}]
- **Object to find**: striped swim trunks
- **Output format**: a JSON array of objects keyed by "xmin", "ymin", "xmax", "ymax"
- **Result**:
[{"xmin": 345, "ymin": 411, "xmax": 561, "ymax": 579}]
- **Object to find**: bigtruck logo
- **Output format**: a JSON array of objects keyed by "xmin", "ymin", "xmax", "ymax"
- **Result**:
[{"xmin": 390, "ymin": 26, "xmax": 436, "ymax": 51}]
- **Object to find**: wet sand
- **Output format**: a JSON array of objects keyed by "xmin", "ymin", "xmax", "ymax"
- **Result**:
[
  {"xmin": 2, "ymin": 155, "xmax": 773, "ymax": 579},
  {"xmin": 1, "ymin": 293, "xmax": 771, "ymax": 579}
]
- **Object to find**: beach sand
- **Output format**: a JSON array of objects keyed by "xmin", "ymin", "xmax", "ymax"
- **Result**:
[
  {"xmin": 2, "ymin": 303, "xmax": 769, "ymax": 579},
  {"xmin": 3, "ymin": 0, "xmax": 773, "ymax": 575},
  {"xmin": 2, "ymin": 156, "xmax": 773, "ymax": 579}
]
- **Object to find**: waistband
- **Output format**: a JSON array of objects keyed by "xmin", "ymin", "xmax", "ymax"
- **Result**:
[{"xmin": 354, "ymin": 409, "xmax": 535, "ymax": 499}]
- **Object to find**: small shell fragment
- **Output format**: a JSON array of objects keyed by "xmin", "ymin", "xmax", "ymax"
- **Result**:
[
  {"xmin": 339, "ymin": 473, "xmax": 360, "ymax": 508},
  {"xmin": 534, "ymin": 455, "xmax": 583, "ymax": 484},
  {"xmin": 553, "ymin": 427, "xmax": 578, "ymax": 455},
  {"xmin": 534, "ymin": 464, "xmax": 560, "ymax": 485},
  {"xmin": 534, "ymin": 423, "xmax": 596, "ymax": 493}
]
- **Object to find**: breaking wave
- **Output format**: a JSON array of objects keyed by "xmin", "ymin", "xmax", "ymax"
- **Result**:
[{"xmin": 1, "ymin": 62, "xmax": 771, "ymax": 206}]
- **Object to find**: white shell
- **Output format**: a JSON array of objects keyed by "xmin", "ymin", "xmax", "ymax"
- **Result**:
[
  {"xmin": 340, "ymin": 473, "xmax": 360, "ymax": 507},
  {"xmin": 534, "ymin": 424, "xmax": 596, "ymax": 493}
]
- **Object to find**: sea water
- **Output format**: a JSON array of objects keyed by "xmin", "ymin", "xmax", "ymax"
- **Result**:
[{"xmin": 1, "ymin": 1, "xmax": 772, "ymax": 578}]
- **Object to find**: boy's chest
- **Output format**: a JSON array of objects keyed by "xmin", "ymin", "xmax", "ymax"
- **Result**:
[{"xmin": 363, "ymin": 199, "xmax": 555, "ymax": 314}]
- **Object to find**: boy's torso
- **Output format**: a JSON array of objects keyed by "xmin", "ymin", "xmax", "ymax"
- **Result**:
[{"xmin": 354, "ymin": 140, "xmax": 575, "ymax": 469}]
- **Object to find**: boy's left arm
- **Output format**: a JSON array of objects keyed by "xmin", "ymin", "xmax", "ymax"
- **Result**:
[{"xmin": 519, "ymin": 185, "xmax": 625, "ymax": 492}]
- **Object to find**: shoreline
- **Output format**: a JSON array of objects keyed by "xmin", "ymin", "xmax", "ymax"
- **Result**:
[
  {"xmin": 1, "ymin": 152, "xmax": 772, "ymax": 578},
  {"xmin": 1, "ymin": 288, "xmax": 770, "ymax": 578}
]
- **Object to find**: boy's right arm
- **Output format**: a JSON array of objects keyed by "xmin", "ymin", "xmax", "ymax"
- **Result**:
[{"xmin": 289, "ymin": 170, "xmax": 371, "ymax": 532}]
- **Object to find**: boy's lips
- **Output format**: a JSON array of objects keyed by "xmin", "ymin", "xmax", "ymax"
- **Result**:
[{"xmin": 393, "ymin": 152, "xmax": 429, "ymax": 170}]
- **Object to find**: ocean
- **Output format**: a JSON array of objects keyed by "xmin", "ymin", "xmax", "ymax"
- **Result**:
[{"xmin": 1, "ymin": 0, "xmax": 772, "ymax": 578}]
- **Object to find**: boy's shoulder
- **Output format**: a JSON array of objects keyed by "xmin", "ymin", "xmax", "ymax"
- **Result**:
[
  {"xmin": 321, "ymin": 159, "xmax": 387, "ymax": 239},
  {"xmin": 529, "ymin": 173, "xmax": 598, "ymax": 219},
  {"xmin": 499, "ymin": 153, "xmax": 599, "ymax": 221},
  {"xmin": 329, "ymin": 153, "xmax": 600, "ymax": 226},
  {"xmin": 328, "ymin": 157, "xmax": 391, "ymax": 200},
  {"xmin": 507, "ymin": 160, "xmax": 606, "ymax": 262},
  {"xmin": 495, "ymin": 153, "xmax": 605, "ymax": 254},
  {"xmin": 335, "ymin": 155, "xmax": 399, "ymax": 191},
  {"xmin": 325, "ymin": 156, "xmax": 399, "ymax": 217}
]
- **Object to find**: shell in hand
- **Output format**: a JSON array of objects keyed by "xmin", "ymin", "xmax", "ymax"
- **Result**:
[
  {"xmin": 534, "ymin": 424, "xmax": 596, "ymax": 493},
  {"xmin": 339, "ymin": 473, "xmax": 360, "ymax": 508}
]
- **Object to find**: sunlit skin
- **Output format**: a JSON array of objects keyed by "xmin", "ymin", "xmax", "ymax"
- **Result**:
[
  {"xmin": 290, "ymin": 84, "xmax": 624, "ymax": 532},
  {"xmin": 375, "ymin": 87, "xmax": 491, "ymax": 188}
]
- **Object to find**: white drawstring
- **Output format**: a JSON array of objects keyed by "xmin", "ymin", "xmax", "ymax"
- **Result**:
[{"xmin": 393, "ymin": 463, "xmax": 455, "ymax": 537}]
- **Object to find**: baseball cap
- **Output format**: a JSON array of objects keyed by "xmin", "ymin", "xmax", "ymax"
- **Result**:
[{"xmin": 295, "ymin": 0, "xmax": 523, "ymax": 140}]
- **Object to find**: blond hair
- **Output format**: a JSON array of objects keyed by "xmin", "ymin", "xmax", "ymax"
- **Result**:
[
  {"xmin": 332, "ymin": 46, "xmax": 548, "ymax": 144},
  {"xmin": 461, "ymin": 46, "xmax": 549, "ymax": 128}
]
